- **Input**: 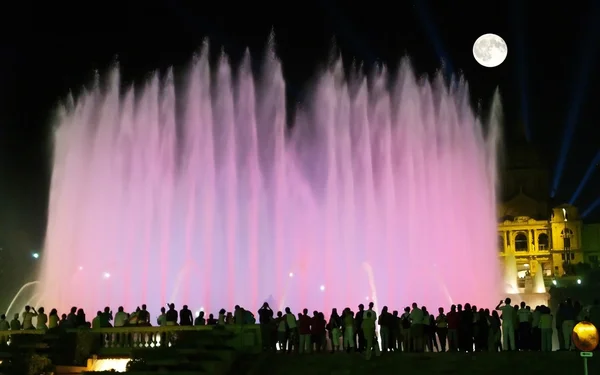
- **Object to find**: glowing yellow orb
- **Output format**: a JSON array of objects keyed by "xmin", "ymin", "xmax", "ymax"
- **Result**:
[{"xmin": 572, "ymin": 321, "xmax": 599, "ymax": 352}]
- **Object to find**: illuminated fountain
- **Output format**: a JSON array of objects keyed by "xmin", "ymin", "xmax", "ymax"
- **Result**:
[
  {"xmin": 504, "ymin": 254, "xmax": 519, "ymax": 294},
  {"xmin": 533, "ymin": 260, "xmax": 547, "ymax": 294},
  {"xmin": 37, "ymin": 41, "xmax": 502, "ymax": 314}
]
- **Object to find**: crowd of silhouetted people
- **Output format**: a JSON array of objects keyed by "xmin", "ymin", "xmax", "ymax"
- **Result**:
[{"xmin": 1, "ymin": 297, "xmax": 598, "ymax": 358}]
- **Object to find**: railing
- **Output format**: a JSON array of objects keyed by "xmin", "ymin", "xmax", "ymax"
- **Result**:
[
  {"xmin": 0, "ymin": 324, "xmax": 261, "ymax": 354},
  {"xmin": 0, "ymin": 328, "xmax": 46, "ymax": 346}
]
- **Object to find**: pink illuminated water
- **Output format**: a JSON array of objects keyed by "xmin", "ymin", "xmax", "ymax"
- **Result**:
[{"xmin": 37, "ymin": 44, "xmax": 502, "ymax": 315}]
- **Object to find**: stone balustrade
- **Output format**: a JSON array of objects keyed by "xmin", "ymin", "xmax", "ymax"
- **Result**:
[{"xmin": 0, "ymin": 324, "xmax": 261, "ymax": 356}]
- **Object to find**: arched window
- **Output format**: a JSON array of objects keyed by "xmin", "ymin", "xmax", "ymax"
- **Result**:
[
  {"xmin": 515, "ymin": 233, "xmax": 528, "ymax": 252},
  {"xmin": 538, "ymin": 233, "xmax": 549, "ymax": 251},
  {"xmin": 561, "ymin": 228, "xmax": 573, "ymax": 249},
  {"xmin": 498, "ymin": 236, "xmax": 505, "ymax": 252}
]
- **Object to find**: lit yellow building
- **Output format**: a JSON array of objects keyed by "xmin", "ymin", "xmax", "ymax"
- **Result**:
[{"xmin": 497, "ymin": 138, "xmax": 586, "ymax": 291}]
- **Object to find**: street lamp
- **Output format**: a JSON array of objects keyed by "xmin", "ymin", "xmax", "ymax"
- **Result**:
[{"xmin": 32, "ymin": 252, "xmax": 39, "ymax": 259}]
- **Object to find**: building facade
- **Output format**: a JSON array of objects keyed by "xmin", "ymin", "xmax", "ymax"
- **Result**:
[
  {"xmin": 498, "ymin": 204, "xmax": 583, "ymax": 286},
  {"xmin": 497, "ymin": 137, "xmax": 591, "ymax": 290}
]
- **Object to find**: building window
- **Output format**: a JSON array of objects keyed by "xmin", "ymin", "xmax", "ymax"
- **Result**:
[
  {"xmin": 542, "ymin": 262, "xmax": 552, "ymax": 276},
  {"xmin": 498, "ymin": 235, "xmax": 504, "ymax": 252},
  {"xmin": 561, "ymin": 228, "xmax": 573, "ymax": 249},
  {"xmin": 538, "ymin": 233, "xmax": 549, "ymax": 250},
  {"xmin": 515, "ymin": 233, "xmax": 528, "ymax": 252},
  {"xmin": 561, "ymin": 253, "xmax": 575, "ymax": 261},
  {"xmin": 590, "ymin": 255, "xmax": 599, "ymax": 263}
]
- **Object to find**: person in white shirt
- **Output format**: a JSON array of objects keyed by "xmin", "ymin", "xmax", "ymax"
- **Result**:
[
  {"xmin": 284, "ymin": 307, "xmax": 297, "ymax": 353},
  {"xmin": 363, "ymin": 302, "xmax": 378, "ymax": 322},
  {"xmin": 156, "ymin": 307, "xmax": 167, "ymax": 326},
  {"xmin": 92, "ymin": 311, "xmax": 102, "ymax": 329},
  {"xmin": 22, "ymin": 306, "xmax": 37, "ymax": 330},
  {"xmin": 495, "ymin": 298, "xmax": 516, "ymax": 351},
  {"xmin": 48, "ymin": 309, "xmax": 59, "ymax": 329},
  {"xmin": 114, "ymin": 306, "xmax": 128, "ymax": 327},
  {"xmin": 409, "ymin": 303, "xmax": 424, "ymax": 352},
  {"xmin": 362, "ymin": 302, "xmax": 379, "ymax": 353},
  {"xmin": 218, "ymin": 309, "xmax": 226, "ymax": 325},
  {"xmin": 113, "ymin": 306, "xmax": 129, "ymax": 346}
]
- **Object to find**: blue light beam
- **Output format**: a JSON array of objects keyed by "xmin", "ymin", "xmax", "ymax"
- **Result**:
[
  {"xmin": 582, "ymin": 196, "xmax": 600, "ymax": 218},
  {"xmin": 551, "ymin": 3, "xmax": 600, "ymax": 198},
  {"xmin": 413, "ymin": 0, "xmax": 454, "ymax": 80},
  {"xmin": 569, "ymin": 150, "xmax": 600, "ymax": 204}
]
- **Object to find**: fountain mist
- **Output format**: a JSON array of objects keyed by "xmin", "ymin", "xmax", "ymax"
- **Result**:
[{"xmin": 37, "ymin": 43, "xmax": 502, "ymax": 314}]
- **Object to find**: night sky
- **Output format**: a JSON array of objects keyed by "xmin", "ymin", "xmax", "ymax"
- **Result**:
[{"xmin": 1, "ymin": 0, "xmax": 600, "ymax": 252}]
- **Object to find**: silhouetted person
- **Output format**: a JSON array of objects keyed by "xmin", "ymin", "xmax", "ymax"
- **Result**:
[
  {"xmin": 138, "ymin": 304, "xmax": 150, "ymax": 326},
  {"xmin": 233, "ymin": 305, "xmax": 244, "ymax": 325},
  {"xmin": 36, "ymin": 307, "xmax": 48, "ymax": 331},
  {"xmin": 517, "ymin": 302, "xmax": 531, "ymax": 350},
  {"xmin": 58, "ymin": 314, "xmax": 70, "ymax": 329},
  {"xmin": 274, "ymin": 311, "xmax": 287, "ymax": 351},
  {"xmin": 92, "ymin": 311, "xmax": 102, "ymax": 328},
  {"xmin": 165, "ymin": 304, "xmax": 178, "ymax": 325},
  {"xmin": 363, "ymin": 311, "xmax": 376, "ymax": 360},
  {"xmin": 342, "ymin": 308, "xmax": 355, "ymax": 352},
  {"xmin": 179, "ymin": 305, "xmax": 193, "ymax": 326},
  {"xmin": 76, "ymin": 308, "xmax": 87, "ymax": 328},
  {"xmin": 298, "ymin": 308, "xmax": 312, "ymax": 353},
  {"xmin": 426, "ymin": 312, "xmax": 439, "ymax": 352},
  {"xmin": 312, "ymin": 312, "xmax": 327, "ymax": 352},
  {"xmin": 390, "ymin": 310, "xmax": 400, "ymax": 351},
  {"xmin": 10, "ymin": 313, "xmax": 20, "ymax": 330},
  {"xmin": 459, "ymin": 303, "xmax": 473, "ymax": 352},
  {"xmin": 114, "ymin": 306, "xmax": 128, "ymax": 327},
  {"xmin": 218, "ymin": 309, "xmax": 226, "ymax": 325},
  {"xmin": 436, "ymin": 307, "xmax": 448, "ymax": 352},
  {"xmin": 355, "ymin": 304, "xmax": 365, "ymax": 352},
  {"xmin": 476, "ymin": 308, "xmax": 489, "ymax": 351},
  {"xmin": 22, "ymin": 305, "xmax": 37, "ymax": 330},
  {"xmin": 540, "ymin": 306, "xmax": 553, "ymax": 352},
  {"xmin": 100, "ymin": 306, "xmax": 113, "ymax": 328},
  {"xmin": 409, "ymin": 303, "xmax": 424, "ymax": 352},
  {"xmin": 49, "ymin": 309, "xmax": 59, "ymax": 330},
  {"xmin": 561, "ymin": 298, "xmax": 576, "ymax": 350},
  {"xmin": 379, "ymin": 306, "xmax": 391, "ymax": 352},
  {"xmin": 327, "ymin": 308, "xmax": 341, "ymax": 353},
  {"xmin": 400, "ymin": 307, "xmax": 411, "ymax": 352},
  {"xmin": 207, "ymin": 313, "xmax": 217, "ymax": 325},
  {"xmin": 446, "ymin": 305, "xmax": 459, "ymax": 351},
  {"xmin": 157, "ymin": 307, "xmax": 166, "ymax": 326},
  {"xmin": 495, "ymin": 298, "xmax": 515, "ymax": 351},
  {"xmin": 284, "ymin": 307, "xmax": 298, "ymax": 353},
  {"xmin": 0, "ymin": 314, "xmax": 9, "ymax": 345},
  {"xmin": 531, "ymin": 306, "xmax": 542, "ymax": 350},
  {"xmin": 67, "ymin": 307, "xmax": 77, "ymax": 327},
  {"xmin": 489, "ymin": 310, "xmax": 501, "ymax": 352},
  {"xmin": 195, "ymin": 311, "xmax": 206, "ymax": 326}
]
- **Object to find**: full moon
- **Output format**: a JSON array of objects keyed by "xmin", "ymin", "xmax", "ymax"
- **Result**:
[{"xmin": 473, "ymin": 33, "xmax": 508, "ymax": 68}]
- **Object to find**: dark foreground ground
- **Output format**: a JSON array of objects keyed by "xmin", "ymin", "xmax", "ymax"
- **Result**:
[{"xmin": 242, "ymin": 351, "xmax": 599, "ymax": 375}]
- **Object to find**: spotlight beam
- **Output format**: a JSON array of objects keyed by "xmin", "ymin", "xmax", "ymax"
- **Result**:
[
  {"xmin": 569, "ymin": 150, "xmax": 600, "ymax": 204},
  {"xmin": 551, "ymin": 3, "xmax": 600, "ymax": 197},
  {"xmin": 413, "ymin": 0, "xmax": 454, "ymax": 79},
  {"xmin": 582, "ymin": 196, "xmax": 600, "ymax": 218}
]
